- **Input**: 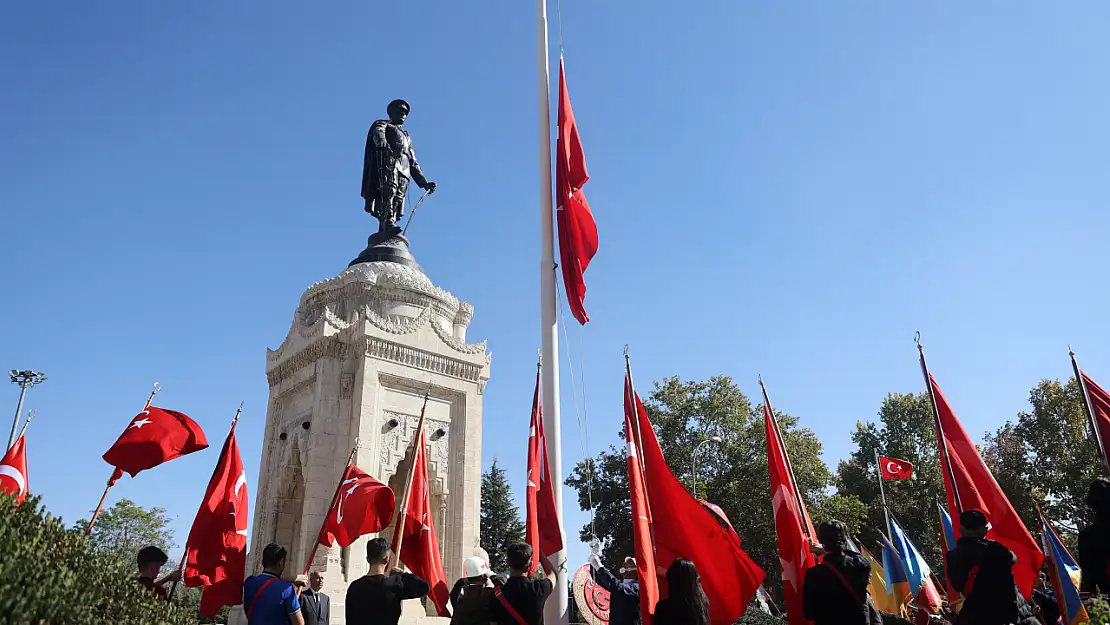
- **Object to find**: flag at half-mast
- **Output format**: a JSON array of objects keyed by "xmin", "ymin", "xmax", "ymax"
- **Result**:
[
  {"xmin": 555, "ymin": 58, "xmax": 598, "ymax": 325},
  {"xmin": 627, "ymin": 373, "xmax": 764, "ymax": 625},
  {"xmin": 762, "ymin": 391, "xmax": 814, "ymax": 625},
  {"xmin": 102, "ymin": 407, "xmax": 208, "ymax": 485},
  {"xmin": 183, "ymin": 426, "xmax": 248, "ymax": 618},
  {"xmin": 525, "ymin": 365, "xmax": 563, "ymax": 574},
  {"xmin": 318, "ymin": 464, "xmax": 395, "ymax": 549},
  {"xmin": 0, "ymin": 434, "xmax": 29, "ymax": 504}
]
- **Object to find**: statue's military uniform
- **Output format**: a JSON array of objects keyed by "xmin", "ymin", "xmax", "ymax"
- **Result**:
[{"xmin": 361, "ymin": 109, "xmax": 430, "ymax": 231}]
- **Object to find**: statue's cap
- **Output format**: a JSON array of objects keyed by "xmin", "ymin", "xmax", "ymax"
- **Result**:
[{"xmin": 387, "ymin": 99, "xmax": 410, "ymax": 114}]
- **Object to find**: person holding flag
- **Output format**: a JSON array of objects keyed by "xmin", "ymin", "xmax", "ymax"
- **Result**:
[
  {"xmin": 1079, "ymin": 477, "xmax": 1110, "ymax": 596},
  {"xmin": 588, "ymin": 549, "xmax": 641, "ymax": 625},
  {"xmin": 345, "ymin": 537, "xmax": 430, "ymax": 625},
  {"xmin": 136, "ymin": 546, "xmax": 179, "ymax": 600},
  {"xmin": 490, "ymin": 542, "xmax": 556, "ymax": 625},
  {"xmin": 802, "ymin": 519, "xmax": 876, "ymax": 625},
  {"xmin": 945, "ymin": 510, "xmax": 1039, "ymax": 625}
]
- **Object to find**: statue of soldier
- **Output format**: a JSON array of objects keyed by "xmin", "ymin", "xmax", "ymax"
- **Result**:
[{"xmin": 361, "ymin": 99, "xmax": 437, "ymax": 232}]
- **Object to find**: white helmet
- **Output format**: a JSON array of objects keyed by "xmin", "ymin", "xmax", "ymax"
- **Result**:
[{"xmin": 463, "ymin": 556, "xmax": 490, "ymax": 578}]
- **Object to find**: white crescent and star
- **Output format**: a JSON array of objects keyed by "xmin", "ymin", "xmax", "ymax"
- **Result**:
[
  {"xmin": 0, "ymin": 464, "xmax": 26, "ymax": 494},
  {"xmin": 886, "ymin": 461, "xmax": 900, "ymax": 474}
]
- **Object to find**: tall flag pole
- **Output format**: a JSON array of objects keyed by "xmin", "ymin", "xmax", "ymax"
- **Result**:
[
  {"xmin": 537, "ymin": 0, "xmax": 568, "ymax": 622},
  {"xmin": 874, "ymin": 449, "xmax": 893, "ymax": 540},
  {"xmin": 1069, "ymin": 347, "xmax": 1110, "ymax": 476},
  {"xmin": 915, "ymin": 334, "xmax": 963, "ymax": 515}
]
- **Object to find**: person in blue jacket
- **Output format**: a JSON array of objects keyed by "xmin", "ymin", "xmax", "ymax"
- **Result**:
[{"xmin": 588, "ymin": 551, "xmax": 641, "ymax": 625}]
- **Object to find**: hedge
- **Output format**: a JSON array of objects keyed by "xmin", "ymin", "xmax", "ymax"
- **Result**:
[{"xmin": 0, "ymin": 495, "xmax": 195, "ymax": 624}]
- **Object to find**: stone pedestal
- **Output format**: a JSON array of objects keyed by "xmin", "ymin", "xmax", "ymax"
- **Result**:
[{"xmin": 230, "ymin": 261, "xmax": 490, "ymax": 625}]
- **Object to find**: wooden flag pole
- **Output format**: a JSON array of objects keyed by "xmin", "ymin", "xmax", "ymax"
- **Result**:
[
  {"xmin": 759, "ymin": 375, "xmax": 815, "ymax": 542},
  {"xmin": 168, "ymin": 402, "xmax": 244, "ymax": 601},
  {"xmin": 1070, "ymin": 347, "xmax": 1110, "ymax": 476},
  {"xmin": 86, "ymin": 382, "xmax": 160, "ymax": 537},
  {"xmin": 915, "ymin": 333, "xmax": 963, "ymax": 515},
  {"xmin": 875, "ymin": 449, "xmax": 893, "ymax": 540},
  {"xmin": 303, "ymin": 440, "xmax": 361, "ymax": 576},
  {"xmin": 390, "ymin": 392, "xmax": 430, "ymax": 562}
]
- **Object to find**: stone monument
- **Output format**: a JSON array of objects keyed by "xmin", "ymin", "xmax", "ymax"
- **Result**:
[{"xmin": 231, "ymin": 101, "xmax": 487, "ymax": 625}]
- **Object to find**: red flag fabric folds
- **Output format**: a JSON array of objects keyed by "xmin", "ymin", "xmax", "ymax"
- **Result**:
[
  {"xmin": 623, "ymin": 378, "xmax": 660, "ymax": 625},
  {"xmin": 628, "ymin": 378, "xmax": 765, "ymax": 625},
  {"xmin": 183, "ymin": 429, "xmax": 248, "ymax": 617},
  {"xmin": 764, "ymin": 403, "xmax": 816, "ymax": 625},
  {"xmin": 398, "ymin": 428, "xmax": 451, "ymax": 617},
  {"xmin": 879, "ymin": 456, "xmax": 915, "ymax": 481},
  {"xmin": 526, "ymin": 369, "xmax": 564, "ymax": 574},
  {"xmin": 0, "ymin": 434, "xmax": 29, "ymax": 504},
  {"xmin": 318, "ymin": 464, "xmax": 395, "ymax": 549},
  {"xmin": 929, "ymin": 374, "xmax": 1044, "ymax": 598},
  {"xmin": 102, "ymin": 407, "xmax": 208, "ymax": 482},
  {"xmin": 555, "ymin": 58, "xmax": 598, "ymax": 325},
  {"xmin": 1080, "ymin": 371, "xmax": 1110, "ymax": 468}
]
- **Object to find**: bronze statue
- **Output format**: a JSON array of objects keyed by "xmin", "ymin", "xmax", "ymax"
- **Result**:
[{"xmin": 361, "ymin": 99, "xmax": 436, "ymax": 232}]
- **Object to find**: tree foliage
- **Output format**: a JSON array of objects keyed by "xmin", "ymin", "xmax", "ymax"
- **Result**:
[
  {"xmin": 481, "ymin": 459, "xmax": 526, "ymax": 573},
  {"xmin": 0, "ymin": 495, "xmax": 194, "ymax": 624},
  {"xmin": 76, "ymin": 498, "xmax": 175, "ymax": 573},
  {"xmin": 566, "ymin": 375, "xmax": 863, "ymax": 595}
]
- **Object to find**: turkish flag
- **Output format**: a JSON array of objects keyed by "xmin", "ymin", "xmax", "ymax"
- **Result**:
[
  {"xmin": 1080, "ymin": 371, "xmax": 1110, "ymax": 468},
  {"xmin": 628, "ymin": 378, "xmax": 765, "ymax": 625},
  {"xmin": 183, "ymin": 429, "xmax": 248, "ymax": 617},
  {"xmin": 879, "ymin": 456, "xmax": 914, "ymax": 480},
  {"xmin": 319, "ymin": 464, "xmax": 395, "ymax": 548},
  {"xmin": 398, "ymin": 428, "xmax": 450, "ymax": 617},
  {"xmin": 556, "ymin": 58, "xmax": 599, "ymax": 325},
  {"xmin": 929, "ymin": 374, "xmax": 1044, "ymax": 598},
  {"xmin": 0, "ymin": 434, "xmax": 29, "ymax": 504},
  {"xmin": 525, "ymin": 369, "xmax": 564, "ymax": 575},
  {"xmin": 102, "ymin": 407, "xmax": 208, "ymax": 483},
  {"xmin": 623, "ymin": 378, "xmax": 660, "ymax": 625},
  {"xmin": 764, "ymin": 401, "xmax": 816, "ymax": 625}
]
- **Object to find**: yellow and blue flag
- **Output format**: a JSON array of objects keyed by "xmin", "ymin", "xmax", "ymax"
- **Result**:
[
  {"xmin": 890, "ymin": 515, "xmax": 932, "ymax": 595},
  {"xmin": 862, "ymin": 544, "xmax": 904, "ymax": 615},
  {"xmin": 1039, "ymin": 509, "xmax": 1088, "ymax": 625},
  {"xmin": 880, "ymin": 534, "xmax": 912, "ymax": 609}
]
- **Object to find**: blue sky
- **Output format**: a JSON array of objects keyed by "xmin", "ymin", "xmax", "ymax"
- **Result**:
[{"xmin": 3, "ymin": 1, "xmax": 1110, "ymax": 574}]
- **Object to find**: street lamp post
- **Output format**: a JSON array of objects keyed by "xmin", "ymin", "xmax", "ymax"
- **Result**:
[
  {"xmin": 8, "ymin": 370, "xmax": 46, "ymax": 450},
  {"xmin": 692, "ymin": 435, "xmax": 723, "ymax": 499}
]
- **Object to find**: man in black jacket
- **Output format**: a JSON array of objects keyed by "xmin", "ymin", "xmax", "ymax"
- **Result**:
[
  {"xmin": 1080, "ymin": 478, "xmax": 1110, "ymax": 596},
  {"xmin": 346, "ymin": 538, "xmax": 429, "ymax": 625},
  {"xmin": 945, "ymin": 510, "xmax": 1038, "ymax": 625},
  {"xmin": 802, "ymin": 519, "xmax": 875, "ymax": 625},
  {"xmin": 589, "ymin": 553, "xmax": 640, "ymax": 625}
]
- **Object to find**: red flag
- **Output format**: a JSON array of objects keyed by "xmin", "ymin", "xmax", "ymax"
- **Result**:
[
  {"xmin": 879, "ymin": 456, "xmax": 915, "ymax": 480},
  {"xmin": 764, "ymin": 402, "xmax": 816, "ymax": 625},
  {"xmin": 398, "ymin": 428, "xmax": 451, "ymax": 617},
  {"xmin": 628, "ymin": 378, "xmax": 765, "ymax": 625},
  {"xmin": 1080, "ymin": 371, "xmax": 1110, "ymax": 469},
  {"xmin": 929, "ymin": 374, "xmax": 1045, "ymax": 598},
  {"xmin": 525, "ymin": 369, "xmax": 564, "ymax": 574},
  {"xmin": 556, "ymin": 58, "xmax": 599, "ymax": 325},
  {"xmin": 102, "ymin": 407, "xmax": 208, "ymax": 483},
  {"xmin": 623, "ymin": 378, "xmax": 660, "ymax": 625},
  {"xmin": 318, "ymin": 464, "xmax": 395, "ymax": 548},
  {"xmin": 0, "ymin": 434, "xmax": 29, "ymax": 504},
  {"xmin": 183, "ymin": 429, "xmax": 248, "ymax": 617}
]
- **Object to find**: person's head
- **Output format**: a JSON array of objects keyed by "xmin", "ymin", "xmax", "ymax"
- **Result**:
[
  {"xmin": 1087, "ymin": 478, "xmax": 1110, "ymax": 517},
  {"xmin": 309, "ymin": 571, "xmax": 324, "ymax": 592},
  {"xmin": 959, "ymin": 509, "xmax": 990, "ymax": 539},
  {"xmin": 261, "ymin": 543, "xmax": 288, "ymax": 576},
  {"xmin": 463, "ymin": 556, "xmax": 490, "ymax": 584},
  {"xmin": 619, "ymin": 556, "xmax": 638, "ymax": 581},
  {"xmin": 1036, "ymin": 571, "xmax": 1047, "ymax": 590},
  {"xmin": 387, "ymin": 99, "xmax": 410, "ymax": 125},
  {"xmin": 136, "ymin": 546, "xmax": 168, "ymax": 578},
  {"xmin": 367, "ymin": 537, "xmax": 392, "ymax": 570},
  {"xmin": 665, "ymin": 559, "xmax": 710, "ymax": 625},
  {"xmin": 816, "ymin": 519, "xmax": 850, "ymax": 553},
  {"xmin": 506, "ymin": 543, "xmax": 533, "ymax": 575}
]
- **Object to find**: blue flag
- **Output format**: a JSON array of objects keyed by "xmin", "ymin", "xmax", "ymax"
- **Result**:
[
  {"xmin": 1039, "ymin": 510, "xmax": 1088, "ymax": 625},
  {"xmin": 889, "ymin": 515, "xmax": 932, "ymax": 595},
  {"xmin": 880, "ymin": 533, "xmax": 911, "ymax": 603}
]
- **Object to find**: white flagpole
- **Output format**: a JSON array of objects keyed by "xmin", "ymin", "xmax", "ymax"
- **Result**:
[{"xmin": 538, "ymin": 0, "xmax": 568, "ymax": 623}]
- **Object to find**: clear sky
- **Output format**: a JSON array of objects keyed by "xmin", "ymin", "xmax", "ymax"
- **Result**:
[{"xmin": 3, "ymin": 1, "xmax": 1110, "ymax": 576}]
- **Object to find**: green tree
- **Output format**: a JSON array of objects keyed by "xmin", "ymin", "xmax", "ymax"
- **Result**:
[
  {"xmin": 75, "ymin": 498, "xmax": 175, "ymax": 573},
  {"xmin": 835, "ymin": 392, "xmax": 948, "ymax": 569},
  {"xmin": 481, "ymin": 459, "xmax": 525, "ymax": 573},
  {"xmin": 566, "ymin": 375, "xmax": 862, "ymax": 595}
]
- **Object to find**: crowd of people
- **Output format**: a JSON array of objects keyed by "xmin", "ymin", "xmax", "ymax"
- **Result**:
[{"xmin": 130, "ymin": 477, "xmax": 1110, "ymax": 625}]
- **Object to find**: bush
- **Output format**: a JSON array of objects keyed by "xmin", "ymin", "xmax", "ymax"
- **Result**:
[
  {"xmin": 1087, "ymin": 597, "xmax": 1110, "ymax": 625},
  {"xmin": 737, "ymin": 609, "xmax": 786, "ymax": 624},
  {"xmin": 0, "ymin": 495, "xmax": 195, "ymax": 624}
]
